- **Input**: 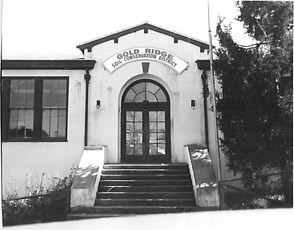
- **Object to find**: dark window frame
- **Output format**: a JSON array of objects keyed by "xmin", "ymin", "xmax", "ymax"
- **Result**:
[{"xmin": 1, "ymin": 77, "xmax": 69, "ymax": 142}]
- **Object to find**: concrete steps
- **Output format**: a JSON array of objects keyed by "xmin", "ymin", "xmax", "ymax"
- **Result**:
[{"xmin": 68, "ymin": 163, "xmax": 210, "ymax": 220}]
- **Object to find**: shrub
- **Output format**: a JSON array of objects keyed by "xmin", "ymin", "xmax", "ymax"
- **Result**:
[{"xmin": 2, "ymin": 170, "xmax": 75, "ymax": 226}]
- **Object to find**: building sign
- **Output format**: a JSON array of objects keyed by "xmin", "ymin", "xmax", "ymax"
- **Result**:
[{"xmin": 103, "ymin": 47, "xmax": 189, "ymax": 74}]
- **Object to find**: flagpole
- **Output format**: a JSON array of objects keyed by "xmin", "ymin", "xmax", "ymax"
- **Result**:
[{"xmin": 207, "ymin": 0, "xmax": 223, "ymax": 210}]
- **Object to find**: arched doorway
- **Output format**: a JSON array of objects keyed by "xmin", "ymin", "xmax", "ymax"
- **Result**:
[{"xmin": 121, "ymin": 79, "xmax": 171, "ymax": 163}]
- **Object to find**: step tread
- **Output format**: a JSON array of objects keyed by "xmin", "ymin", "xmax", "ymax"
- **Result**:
[
  {"xmin": 96, "ymin": 198, "xmax": 195, "ymax": 201},
  {"xmin": 97, "ymin": 191, "xmax": 194, "ymax": 199},
  {"xmin": 103, "ymin": 168, "xmax": 188, "ymax": 171},
  {"xmin": 102, "ymin": 172, "xmax": 189, "ymax": 175},
  {"xmin": 100, "ymin": 179, "xmax": 191, "ymax": 182},
  {"xmin": 97, "ymin": 191, "xmax": 193, "ymax": 195},
  {"xmin": 101, "ymin": 174, "xmax": 190, "ymax": 176},
  {"xmin": 98, "ymin": 185, "xmax": 193, "ymax": 192},
  {"xmin": 71, "ymin": 205, "xmax": 198, "ymax": 211},
  {"xmin": 100, "ymin": 176, "xmax": 190, "ymax": 180},
  {"xmin": 99, "ymin": 185, "xmax": 193, "ymax": 188},
  {"xmin": 103, "ymin": 164, "xmax": 188, "ymax": 168}
]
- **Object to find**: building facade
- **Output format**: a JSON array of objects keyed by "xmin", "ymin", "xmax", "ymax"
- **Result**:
[{"xmin": 2, "ymin": 23, "xmax": 234, "ymax": 197}]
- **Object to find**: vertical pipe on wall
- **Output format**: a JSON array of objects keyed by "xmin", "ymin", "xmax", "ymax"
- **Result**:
[
  {"xmin": 84, "ymin": 70, "xmax": 91, "ymax": 146},
  {"xmin": 201, "ymin": 70, "xmax": 209, "ymax": 151}
]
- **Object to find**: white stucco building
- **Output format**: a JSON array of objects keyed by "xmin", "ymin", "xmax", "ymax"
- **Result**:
[{"xmin": 2, "ymin": 23, "xmax": 235, "ymax": 204}]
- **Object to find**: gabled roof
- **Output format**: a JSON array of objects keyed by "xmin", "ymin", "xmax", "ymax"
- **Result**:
[{"xmin": 77, "ymin": 22, "xmax": 210, "ymax": 52}]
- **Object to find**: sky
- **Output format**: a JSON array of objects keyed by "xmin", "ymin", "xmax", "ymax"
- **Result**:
[{"xmin": 1, "ymin": 0, "xmax": 254, "ymax": 59}]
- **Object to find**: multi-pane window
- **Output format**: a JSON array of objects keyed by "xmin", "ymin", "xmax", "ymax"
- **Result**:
[
  {"xmin": 126, "ymin": 111, "xmax": 143, "ymax": 156},
  {"xmin": 42, "ymin": 80, "xmax": 67, "ymax": 138},
  {"xmin": 149, "ymin": 111, "xmax": 166, "ymax": 155},
  {"xmin": 9, "ymin": 80, "xmax": 35, "ymax": 138},
  {"xmin": 2, "ymin": 78, "xmax": 68, "ymax": 141}
]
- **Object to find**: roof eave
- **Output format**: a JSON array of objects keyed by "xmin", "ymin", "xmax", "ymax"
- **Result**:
[
  {"xmin": 77, "ymin": 23, "xmax": 210, "ymax": 51},
  {"xmin": 2, "ymin": 59, "xmax": 96, "ymax": 70}
]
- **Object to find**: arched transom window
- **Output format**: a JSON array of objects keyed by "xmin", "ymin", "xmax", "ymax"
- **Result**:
[{"xmin": 123, "ymin": 81, "xmax": 168, "ymax": 103}]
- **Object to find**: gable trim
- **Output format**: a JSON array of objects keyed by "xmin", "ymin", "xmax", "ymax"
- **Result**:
[{"xmin": 77, "ymin": 23, "xmax": 209, "ymax": 52}]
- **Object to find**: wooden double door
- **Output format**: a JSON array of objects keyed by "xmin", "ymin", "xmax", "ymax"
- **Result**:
[{"xmin": 121, "ymin": 79, "xmax": 171, "ymax": 163}]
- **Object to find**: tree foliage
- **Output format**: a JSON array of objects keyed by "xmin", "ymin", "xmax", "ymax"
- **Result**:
[{"xmin": 214, "ymin": 1, "xmax": 293, "ymax": 205}]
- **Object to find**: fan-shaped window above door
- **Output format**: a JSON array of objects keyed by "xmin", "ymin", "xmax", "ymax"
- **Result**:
[{"xmin": 123, "ymin": 81, "xmax": 168, "ymax": 103}]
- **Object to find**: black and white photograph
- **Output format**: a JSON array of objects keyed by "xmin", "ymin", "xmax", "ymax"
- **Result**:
[{"xmin": 1, "ymin": 0, "xmax": 293, "ymax": 229}]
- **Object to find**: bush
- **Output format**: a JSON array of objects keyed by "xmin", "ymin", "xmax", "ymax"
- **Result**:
[{"xmin": 2, "ymin": 170, "xmax": 75, "ymax": 226}]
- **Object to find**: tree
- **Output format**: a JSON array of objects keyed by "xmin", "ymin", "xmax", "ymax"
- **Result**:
[{"xmin": 214, "ymin": 1, "xmax": 293, "ymax": 206}]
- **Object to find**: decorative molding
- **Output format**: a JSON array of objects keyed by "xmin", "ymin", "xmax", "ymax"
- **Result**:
[
  {"xmin": 196, "ymin": 60, "xmax": 210, "ymax": 70},
  {"xmin": 142, "ymin": 62, "xmax": 150, "ymax": 73}
]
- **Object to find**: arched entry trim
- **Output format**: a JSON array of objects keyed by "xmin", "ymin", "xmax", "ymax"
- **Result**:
[{"xmin": 121, "ymin": 79, "xmax": 171, "ymax": 163}]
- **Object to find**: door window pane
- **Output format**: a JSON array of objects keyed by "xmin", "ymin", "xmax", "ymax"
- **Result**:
[
  {"xmin": 149, "ymin": 122, "xmax": 157, "ymax": 132},
  {"xmin": 134, "ymin": 112, "xmax": 142, "ymax": 122},
  {"xmin": 158, "ymin": 111, "xmax": 165, "ymax": 121},
  {"xmin": 149, "ymin": 111, "xmax": 157, "ymax": 121},
  {"xmin": 158, "ymin": 132, "xmax": 166, "ymax": 140},
  {"xmin": 135, "ymin": 122, "xmax": 142, "ymax": 131},
  {"xmin": 134, "ymin": 144, "xmax": 143, "ymax": 155},
  {"xmin": 158, "ymin": 144, "xmax": 166, "ymax": 155},
  {"xmin": 126, "ymin": 111, "xmax": 135, "ymax": 121},
  {"xmin": 126, "ymin": 122, "xmax": 134, "ymax": 132},
  {"xmin": 158, "ymin": 122, "xmax": 165, "ymax": 132},
  {"xmin": 134, "ymin": 133, "xmax": 143, "ymax": 144},
  {"xmin": 149, "ymin": 144, "xmax": 158, "ymax": 155},
  {"xmin": 126, "ymin": 144, "xmax": 134, "ymax": 155},
  {"xmin": 149, "ymin": 133, "xmax": 157, "ymax": 142}
]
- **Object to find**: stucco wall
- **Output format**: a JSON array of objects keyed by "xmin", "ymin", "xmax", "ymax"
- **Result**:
[
  {"xmin": 86, "ymin": 29, "xmax": 210, "ymax": 163},
  {"xmin": 86, "ymin": 29, "xmax": 235, "ymax": 180},
  {"xmin": 1, "ymin": 29, "xmax": 237, "ymax": 197},
  {"xmin": 2, "ymin": 69, "xmax": 86, "ymax": 196}
]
